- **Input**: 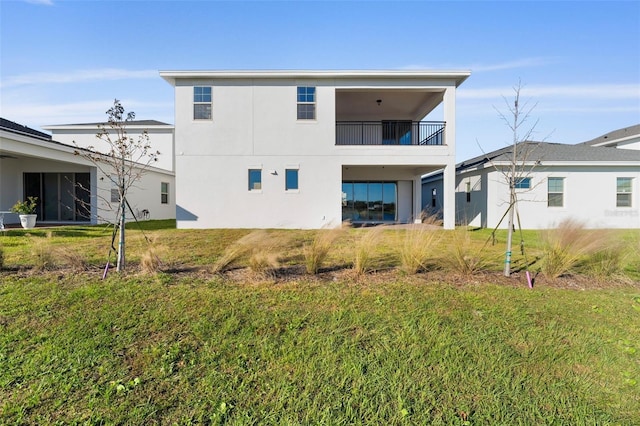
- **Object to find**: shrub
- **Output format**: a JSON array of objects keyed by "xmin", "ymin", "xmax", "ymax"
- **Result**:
[
  {"xmin": 398, "ymin": 225, "xmax": 440, "ymax": 274},
  {"xmin": 441, "ymin": 227, "xmax": 491, "ymax": 275},
  {"xmin": 211, "ymin": 231, "xmax": 280, "ymax": 274},
  {"xmin": 538, "ymin": 219, "xmax": 602, "ymax": 280},
  {"xmin": 246, "ymin": 231, "xmax": 290, "ymax": 277},
  {"xmin": 303, "ymin": 227, "xmax": 344, "ymax": 274},
  {"xmin": 140, "ymin": 247, "xmax": 163, "ymax": 274},
  {"xmin": 582, "ymin": 236, "xmax": 627, "ymax": 279},
  {"xmin": 353, "ymin": 226, "xmax": 384, "ymax": 275}
]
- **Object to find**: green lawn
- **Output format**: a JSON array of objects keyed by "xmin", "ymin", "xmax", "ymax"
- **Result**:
[{"xmin": 1, "ymin": 222, "xmax": 639, "ymax": 424}]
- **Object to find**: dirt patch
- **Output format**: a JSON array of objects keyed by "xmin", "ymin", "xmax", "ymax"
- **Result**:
[{"xmin": 2, "ymin": 262, "xmax": 637, "ymax": 290}]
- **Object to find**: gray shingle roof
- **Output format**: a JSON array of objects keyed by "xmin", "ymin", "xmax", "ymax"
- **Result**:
[
  {"xmin": 580, "ymin": 124, "xmax": 640, "ymax": 146},
  {"xmin": 1, "ymin": 117, "xmax": 52, "ymax": 140},
  {"xmin": 48, "ymin": 120, "xmax": 171, "ymax": 127},
  {"xmin": 458, "ymin": 141, "xmax": 640, "ymax": 171}
]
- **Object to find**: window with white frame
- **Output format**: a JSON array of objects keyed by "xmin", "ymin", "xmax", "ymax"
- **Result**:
[
  {"xmin": 161, "ymin": 182, "xmax": 169, "ymax": 204},
  {"xmin": 514, "ymin": 177, "xmax": 531, "ymax": 189},
  {"xmin": 547, "ymin": 177, "xmax": 564, "ymax": 207},
  {"xmin": 616, "ymin": 177, "xmax": 632, "ymax": 207},
  {"xmin": 248, "ymin": 169, "xmax": 262, "ymax": 191},
  {"xmin": 285, "ymin": 169, "xmax": 299, "ymax": 191},
  {"xmin": 110, "ymin": 175, "xmax": 119, "ymax": 203},
  {"xmin": 194, "ymin": 86, "xmax": 212, "ymax": 120},
  {"xmin": 297, "ymin": 86, "xmax": 316, "ymax": 120}
]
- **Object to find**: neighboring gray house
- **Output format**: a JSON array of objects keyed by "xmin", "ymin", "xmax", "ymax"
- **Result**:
[
  {"xmin": 580, "ymin": 124, "xmax": 640, "ymax": 150},
  {"xmin": 423, "ymin": 125, "xmax": 640, "ymax": 229}
]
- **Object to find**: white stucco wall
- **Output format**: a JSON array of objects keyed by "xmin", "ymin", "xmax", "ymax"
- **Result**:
[
  {"xmin": 44, "ymin": 125, "xmax": 175, "ymax": 172},
  {"xmin": 168, "ymin": 72, "xmax": 464, "ymax": 229},
  {"xmin": 455, "ymin": 165, "xmax": 640, "ymax": 229}
]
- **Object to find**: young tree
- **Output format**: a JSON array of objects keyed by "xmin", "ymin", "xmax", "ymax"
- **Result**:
[
  {"xmin": 493, "ymin": 81, "xmax": 543, "ymax": 277},
  {"xmin": 74, "ymin": 100, "xmax": 160, "ymax": 272}
]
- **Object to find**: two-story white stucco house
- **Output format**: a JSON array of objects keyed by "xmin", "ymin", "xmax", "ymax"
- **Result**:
[
  {"xmin": 160, "ymin": 70, "xmax": 470, "ymax": 229},
  {"xmin": 0, "ymin": 118, "xmax": 175, "ymax": 227},
  {"xmin": 422, "ymin": 128, "xmax": 640, "ymax": 229}
]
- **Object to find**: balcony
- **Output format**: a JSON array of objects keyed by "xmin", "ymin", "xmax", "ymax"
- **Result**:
[{"xmin": 336, "ymin": 121, "xmax": 445, "ymax": 146}]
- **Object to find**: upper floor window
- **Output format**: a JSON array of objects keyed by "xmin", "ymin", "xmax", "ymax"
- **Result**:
[
  {"xmin": 547, "ymin": 177, "xmax": 564, "ymax": 207},
  {"xmin": 514, "ymin": 177, "xmax": 531, "ymax": 189},
  {"xmin": 161, "ymin": 182, "xmax": 169, "ymax": 204},
  {"xmin": 194, "ymin": 86, "xmax": 212, "ymax": 120},
  {"xmin": 617, "ymin": 177, "xmax": 632, "ymax": 207},
  {"xmin": 297, "ymin": 86, "xmax": 316, "ymax": 120}
]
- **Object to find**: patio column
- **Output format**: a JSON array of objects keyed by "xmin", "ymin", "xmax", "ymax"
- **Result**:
[
  {"xmin": 413, "ymin": 175, "xmax": 422, "ymax": 223},
  {"xmin": 443, "ymin": 164, "xmax": 455, "ymax": 229},
  {"xmin": 442, "ymin": 85, "xmax": 456, "ymax": 230}
]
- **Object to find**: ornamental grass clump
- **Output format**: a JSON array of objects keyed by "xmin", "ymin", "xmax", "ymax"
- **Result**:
[
  {"xmin": 398, "ymin": 225, "xmax": 440, "ymax": 274},
  {"xmin": 442, "ymin": 227, "xmax": 491, "ymax": 275},
  {"xmin": 303, "ymin": 227, "xmax": 344, "ymax": 274},
  {"xmin": 539, "ymin": 219, "xmax": 601, "ymax": 280},
  {"xmin": 55, "ymin": 247, "xmax": 88, "ymax": 272},
  {"xmin": 30, "ymin": 234, "xmax": 55, "ymax": 271},
  {"xmin": 353, "ymin": 226, "xmax": 385, "ymax": 275},
  {"xmin": 210, "ymin": 232, "xmax": 257, "ymax": 274},
  {"xmin": 582, "ymin": 234, "xmax": 628, "ymax": 279},
  {"xmin": 246, "ymin": 231, "xmax": 290, "ymax": 277}
]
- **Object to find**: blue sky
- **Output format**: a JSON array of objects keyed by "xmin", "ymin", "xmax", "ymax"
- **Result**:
[{"xmin": 1, "ymin": 0, "xmax": 638, "ymax": 161}]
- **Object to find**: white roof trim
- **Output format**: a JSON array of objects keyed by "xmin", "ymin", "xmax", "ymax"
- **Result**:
[{"xmin": 159, "ymin": 69, "xmax": 471, "ymax": 86}]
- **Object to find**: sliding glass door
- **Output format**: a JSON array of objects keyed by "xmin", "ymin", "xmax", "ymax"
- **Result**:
[
  {"xmin": 342, "ymin": 181, "xmax": 397, "ymax": 222},
  {"xmin": 24, "ymin": 172, "xmax": 91, "ymax": 222}
]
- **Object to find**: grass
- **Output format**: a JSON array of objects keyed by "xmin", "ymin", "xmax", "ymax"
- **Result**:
[
  {"xmin": 1, "ymin": 222, "xmax": 640, "ymax": 423},
  {"xmin": 1, "ymin": 274, "xmax": 639, "ymax": 424}
]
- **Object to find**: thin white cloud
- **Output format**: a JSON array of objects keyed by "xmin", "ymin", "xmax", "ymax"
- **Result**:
[
  {"xmin": 459, "ymin": 84, "xmax": 640, "ymax": 100},
  {"xmin": 400, "ymin": 57, "xmax": 552, "ymax": 72},
  {"xmin": 24, "ymin": 0, "xmax": 54, "ymax": 5},
  {"xmin": 0, "ymin": 68, "xmax": 158, "ymax": 89},
  {"xmin": 469, "ymin": 57, "xmax": 554, "ymax": 72}
]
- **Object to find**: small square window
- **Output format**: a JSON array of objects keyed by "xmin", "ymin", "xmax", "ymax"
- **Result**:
[
  {"xmin": 248, "ymin": 169, "xmax": 262, "ymax": 191},
  {"xmin": 285, "ymin": 169, "xmax": 299, "ymax": 190},
  {"xmin": 161, "ymin": 182, "xmax": 169, "ymax": 204},
  {"xmin": 514, "ymin": 177, "xmax": 531, "ymax": 189},
  {"xmin": 297, "ymin": 86, "xmax": 316, "ymax": 120},
  {"xmin": 617, "ymin": 177, "xmax": 632, "ymax": 207},
  {"xmin": 194, "ymin": 86, "xmax": 212, "ymax": 120}
]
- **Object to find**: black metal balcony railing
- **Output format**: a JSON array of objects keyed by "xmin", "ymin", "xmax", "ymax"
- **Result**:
[{"xmin": 336, "ymin": 121, "xmax": 445, "ymax": 146}]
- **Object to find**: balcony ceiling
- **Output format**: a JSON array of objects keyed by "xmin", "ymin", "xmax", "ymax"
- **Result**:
[{"xmin": 336, "ymin": 90, "xmax": 444, "ymax": 121}]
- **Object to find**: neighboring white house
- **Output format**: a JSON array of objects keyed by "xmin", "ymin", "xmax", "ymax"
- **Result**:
[
  {"xmin": 160, "ymin": 69, "xmax": 470, "ymax": 229},
  {"xmin": 0, "ymin": 118, "xmax": 176, "ymax": 226},
  {"xmin": 42, "ymin": 120, "xmax": 176, "ymax": 172},
  {"xmin": 423, "ymin": 136, "xmax": 640, "ymax": 229}
]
